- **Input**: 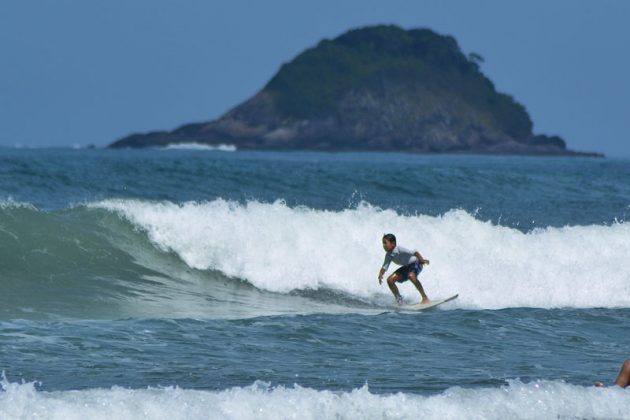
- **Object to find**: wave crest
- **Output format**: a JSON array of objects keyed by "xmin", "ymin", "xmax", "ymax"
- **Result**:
[{"xmin": 92, "ymin": 199, "xmax": 630, "ymax": 310}]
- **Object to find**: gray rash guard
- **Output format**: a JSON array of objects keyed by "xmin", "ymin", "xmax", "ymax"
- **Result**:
[{"xmin": 382, "ymin": 246, "xmax": 418, "ymax": 271}]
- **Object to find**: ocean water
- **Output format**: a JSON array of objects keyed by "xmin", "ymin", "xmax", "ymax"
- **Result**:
[{"xmin": 1, "ymin": 148, "xmax": 630, "ymax": 419}]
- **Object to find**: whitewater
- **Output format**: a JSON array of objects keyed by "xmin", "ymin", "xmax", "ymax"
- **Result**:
[
  {"xmin": 92, "ymin": 198, "xmax": 630, "ymax": 310},
  {"xmin": 1, "ymin": 149, "xmax": 629, "ymax": 419},
  {"xmin": 3, "ymin": 378, "xmax": 630, "ymax": 420}
]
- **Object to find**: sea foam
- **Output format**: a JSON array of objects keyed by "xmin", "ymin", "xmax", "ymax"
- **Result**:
[
  {"xmin": 161, "ymin": 143, "xmax": 237, "ymax": 151},
  {"xmin": 93, "ymin": 199, "xmax": 630, "ymax": 310},
  {"xmin": 1, "ymin": 377, "xmax": 629, "ymax": 420}
]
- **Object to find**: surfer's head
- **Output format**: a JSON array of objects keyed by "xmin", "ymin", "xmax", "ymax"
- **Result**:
[{"xmin": 382, "ymin": 233, "xmax": 396, "ymax": 252}]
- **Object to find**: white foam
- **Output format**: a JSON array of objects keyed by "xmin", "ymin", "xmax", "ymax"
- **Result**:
[
  {"xmin": 2, "ymin": 377, "xmax": 629, "ymax": 420},
  {"xmin": 162, "ymin": 143, "xmax": 237, "ymax": 151},
  {"xmin": 0, "ymin": 198, "xmax": 37, "ymax": 210},
  {"xmin": 92, "ymin": 199, "xmax": 630, "ymax": 309}
]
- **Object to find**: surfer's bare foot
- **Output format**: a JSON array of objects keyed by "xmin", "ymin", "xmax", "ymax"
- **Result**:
[
  {"xmin": 593, "ymin": 381, "xmax": 605, "ymax": 387},
  {"xmin": 395, "ymin": 295, "xmax": 403, "ymax": 305},
  {"xmin": 421, "ymin": 298, "xmax": 430, "ymax": 304}
]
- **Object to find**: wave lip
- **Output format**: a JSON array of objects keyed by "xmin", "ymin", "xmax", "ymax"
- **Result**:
[
  {"xmin": 2, "ymin": 378, "xmax": 629, "ymax": 420},
  {"xmin": 0, "ymin": 198, "xmax": 37, "ymax": 210}
]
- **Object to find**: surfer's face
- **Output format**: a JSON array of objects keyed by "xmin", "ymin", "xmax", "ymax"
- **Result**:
[{"xmin": 382, "ymin": 239, "xmax": 395, "ymax": 252}]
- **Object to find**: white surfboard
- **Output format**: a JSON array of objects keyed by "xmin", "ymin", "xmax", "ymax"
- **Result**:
[{"xmin": 398, "ymin": 294, "xmax": 459, "ymax": 311}]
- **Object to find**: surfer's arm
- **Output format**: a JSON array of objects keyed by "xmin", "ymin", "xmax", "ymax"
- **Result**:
[
  {"xmin": 378, "ymin": 267, "xmax": 386, "ymax": 284},
  {"xmin": 415, "ymin": 251, "xmax": 429, "ymax": 265},
  {"xmin": 379, "ymin": 255, "xmax": 391, "ymax": 284}
]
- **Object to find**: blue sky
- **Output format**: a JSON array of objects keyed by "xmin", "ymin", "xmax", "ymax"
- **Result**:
[{"xmin": 1, "ymin": 1, "xmax": 628, "ymax": 156}]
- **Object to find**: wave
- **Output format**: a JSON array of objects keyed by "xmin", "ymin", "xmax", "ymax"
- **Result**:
[
  {"xmin": 1, "ymin": 198, "xmax": 629, "ymax": 319},
  {"xmin": 2, "ymin": 377, "xmax": 629, "ymax": 420},
  {"xmin": 93, "ymin": 198, "xmax": 630, "ymax": 310},
  {"xmin": 0, "ymin": 200, "xmax": 363, "ymax": 320}
]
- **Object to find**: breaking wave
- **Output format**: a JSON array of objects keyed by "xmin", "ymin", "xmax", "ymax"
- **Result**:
[
  {"xmin": 1, "ymin": 377, "xmax": 629, "ymax": 420},
  {"xmin": 1, "ymin": 198, "xmax": 629, "ymax": 319}
]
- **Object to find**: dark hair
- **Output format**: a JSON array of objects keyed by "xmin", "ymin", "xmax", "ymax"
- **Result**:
[{"xmin": 382, "ymin": 233, "xmax": 396, "ymax": 244}]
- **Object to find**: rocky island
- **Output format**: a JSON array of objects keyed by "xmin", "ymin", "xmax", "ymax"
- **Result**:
[{"xmin": 110, "ymin": 25, "xmax": 600, "ymax": 156}]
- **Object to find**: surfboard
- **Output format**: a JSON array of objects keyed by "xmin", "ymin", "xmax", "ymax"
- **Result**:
[{"xmin": 398, "ymin": 294, "xmax": 459, "ymax": 311}]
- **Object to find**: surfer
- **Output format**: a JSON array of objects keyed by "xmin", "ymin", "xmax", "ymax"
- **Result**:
[
  {"xmin": 594, "ymin": 358, "xmax": 630, "ymax": 388},
  {"xmin": 378, "ymin": 233, "xmax": 430, "ymax": 305}
]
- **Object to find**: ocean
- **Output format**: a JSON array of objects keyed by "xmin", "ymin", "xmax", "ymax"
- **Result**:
[{"xmin": 1, "ymin": 147, "xmax": 629, "ymax": 419}]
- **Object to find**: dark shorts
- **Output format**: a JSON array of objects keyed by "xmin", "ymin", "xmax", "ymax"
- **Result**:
[{"xmin": 393, "ymin": 260, "xmax": 423, "ymax": 282}]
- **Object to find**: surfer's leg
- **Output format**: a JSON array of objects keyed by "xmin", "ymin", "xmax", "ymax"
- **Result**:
[
  {"xmin": 614, "ymin": 358, "xmax": 630, "ymax": 388},
  {"xmin": 386, "ymin": 273, "xmax": 403, "ymax": 303},
  {"xmin": 408, "ymin": 271, "xmax": 429, "ymax": 303},
  {"xmin": 388, "ymin": 265, "xmax": 410, "ymax": 303}
]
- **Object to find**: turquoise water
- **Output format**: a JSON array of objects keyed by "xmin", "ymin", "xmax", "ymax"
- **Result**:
[{"xmin": 1, "ymin": 148, "xmax": 630, "ymax": 419}]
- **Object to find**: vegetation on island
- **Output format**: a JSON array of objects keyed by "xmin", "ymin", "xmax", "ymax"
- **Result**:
[{"xmin": 266, "ymin": 26, "xmax": 531, "ymax": 139}]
